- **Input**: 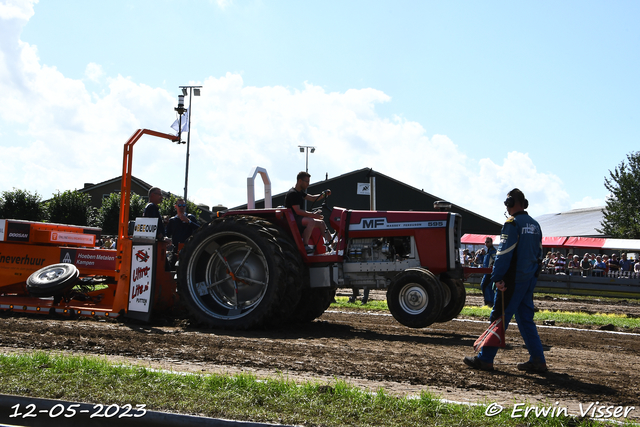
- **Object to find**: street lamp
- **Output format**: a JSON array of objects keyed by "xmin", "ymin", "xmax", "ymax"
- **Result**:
[
  {"xmin": 298, "ymin": 145, "xmax": 316, "ymax": 173},
  {"xmin": 178, "ymin": 85, "xmax": 202, "ymax": 202}
]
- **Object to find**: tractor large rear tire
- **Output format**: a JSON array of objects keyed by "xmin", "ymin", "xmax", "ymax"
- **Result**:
[
  {"xmin": 435, "ymin": 274, "xmax": 466, "ymax": 323},
  {"xmin": 177, "ymin": 216, "xmax": 291, "ymax": 330},
  {"xmin": 290, "ymin": 287, "xmax": 336, "ymax": 323},
  {"xmin": 261, "ymin": 222, "xmax": 304, "ymax": 323},
  {"xmin": 387, "ymin": 268, "xmax": 443, "ymax": 328}
]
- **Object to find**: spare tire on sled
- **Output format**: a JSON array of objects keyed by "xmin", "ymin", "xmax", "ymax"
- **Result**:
[{"xmin": 26, "ymin": 263, "xmax": 80, "ymax": 297}]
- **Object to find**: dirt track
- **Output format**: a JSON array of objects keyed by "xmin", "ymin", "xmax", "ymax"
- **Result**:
[{"xmin": 1, "ymin": 293, "xmax": 639, "ymax": 419}]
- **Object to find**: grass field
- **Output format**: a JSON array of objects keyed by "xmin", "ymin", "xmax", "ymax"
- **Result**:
[
  {"xmin": 333, "ymin": 296, "xmax": 640, "ymax": 330},
  {"xmin": 0, "ymin": 352, "xmax": 591, "ymax": 427},
  {"xmin": 1, "ymin": 292, "xmax": 638, "ymax": 426}
]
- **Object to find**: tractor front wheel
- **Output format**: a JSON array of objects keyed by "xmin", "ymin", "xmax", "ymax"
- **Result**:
[
  {"xmin": 435, "ymin": 274, "xmax": 466, "ymax": 323},
  {"xmin": 387, "ymin": 268, "xmax": 443, "ymax": 328}
]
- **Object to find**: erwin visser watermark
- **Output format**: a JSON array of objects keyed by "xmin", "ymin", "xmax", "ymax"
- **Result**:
[{"xmin": 485, "ymin": 402, "xmax": 635, "ymax": 419}]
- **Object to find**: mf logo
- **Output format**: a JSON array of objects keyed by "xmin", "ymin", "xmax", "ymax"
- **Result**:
[{"xmin": 360, "ymin": 218, "xmax": 387, "ymax": 229}]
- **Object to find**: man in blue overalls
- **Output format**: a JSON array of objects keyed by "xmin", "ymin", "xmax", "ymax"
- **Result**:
[
  {"xmin": 480, "ymin": 237, "xmax": 497, "ymax": 307},
  {"xmin": 464, "ymin": 188, "xmax": 547, "ymax": 373}
]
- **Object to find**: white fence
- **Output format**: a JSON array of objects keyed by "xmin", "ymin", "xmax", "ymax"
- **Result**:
[{"xmin": 466, "ymin": 269, "xmax": 640, "ymax": 299}]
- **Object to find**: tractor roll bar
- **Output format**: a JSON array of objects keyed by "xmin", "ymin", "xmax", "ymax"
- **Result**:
[
  {"xmin": 118, "ymin": 129, "xmax": 179, "ymax": 243},
  {"xmin": 247, "ymin": 166, "xmax": 272, "ymax": 209}
]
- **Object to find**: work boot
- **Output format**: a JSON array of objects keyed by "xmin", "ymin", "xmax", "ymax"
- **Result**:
[
  {"xmin": 517, "ymin": 360, "xmax": 548, "ymax": 373},
  {"xmin": 463, "ymin": 355, "xmax": 494, "ymax": 372}
]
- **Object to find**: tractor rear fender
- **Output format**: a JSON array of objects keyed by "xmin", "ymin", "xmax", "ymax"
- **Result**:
[
  {"xmin": 222, "ymin": 208, "xmax": 306, "ymax": 253},
  {"xmin": 222, "ymin": 208, "xmax": 349, "ymax": 263}
]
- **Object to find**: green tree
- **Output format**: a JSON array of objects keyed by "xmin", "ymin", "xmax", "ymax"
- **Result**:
[
  {"xmin": 0, "ymin": 188, "xmax": 45, "ymax": 221},
  {"xmin": 599, "ymin": 151, "xmax": 640, "ymax": 238},
  {"xmin": 159, "ymin": 194, "xmax": 202, "ymax": 220},
  {"xmin": 45, "ymin": 190, "xmax": 96, "ymax": 226},
  {"xmin": 96, "ymin": 192, "xmax": 146, "ymax": 235}
]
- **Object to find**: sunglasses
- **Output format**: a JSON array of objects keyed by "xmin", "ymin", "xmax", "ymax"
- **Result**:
[{"xmin": 177, "ymin": 203, "xmax": 187, "ymax": 207}]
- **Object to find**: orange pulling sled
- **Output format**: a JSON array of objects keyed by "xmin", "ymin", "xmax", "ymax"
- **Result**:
[{"xmin": 0, "ymin": 129, "xmax": 179, "ymax": 319}]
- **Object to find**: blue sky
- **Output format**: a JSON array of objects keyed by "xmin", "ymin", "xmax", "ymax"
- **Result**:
[{"xmin": 1, "ymin": 0, "xmax": 639, "ymax": 224}]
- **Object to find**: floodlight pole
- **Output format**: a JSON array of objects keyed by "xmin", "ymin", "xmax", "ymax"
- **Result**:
[
  {"xmin": 180, "ymin": 85, "xmax": 202, "ymax": 202},
  {"xmin": 298, "ymin": 145, "xmax": 315, "ymax": 210},
  {"xmin": 298, "ymin": 145, "xmax": 316, "ymax": 173}
]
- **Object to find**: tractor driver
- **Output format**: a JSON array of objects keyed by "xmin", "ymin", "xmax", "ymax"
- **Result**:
[{"xmin": 285, "ymin": 171, "xmax": 331, "ymax": 254}]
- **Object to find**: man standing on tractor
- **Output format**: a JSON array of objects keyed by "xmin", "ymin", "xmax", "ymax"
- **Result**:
[
  {"xmin": 285, "ymin": 171, "xmax": 331, "ymax": 254},
  {"xmin": 144, "ymin": 187, "xmax": 165, "ymax": 239},
  {"xmin": 464, "ymin": 188, "xmax": 547, "ymax": 373}
]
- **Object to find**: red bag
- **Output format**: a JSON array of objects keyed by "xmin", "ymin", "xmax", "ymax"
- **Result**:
[{"xmin": 473, "ymin": 317, "xmax": 506, "ymax": 352}]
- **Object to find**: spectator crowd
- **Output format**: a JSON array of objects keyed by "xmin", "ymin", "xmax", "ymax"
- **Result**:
[
  {"xmin": 465, "ymin": 247, "xmax": 640, "ymax": 277},
  {"xmin": 541, "ymin": 251, "xmax": 639, "ymax": 277}
]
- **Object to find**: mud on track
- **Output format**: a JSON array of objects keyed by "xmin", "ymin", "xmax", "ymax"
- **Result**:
[{"xmin": 1, "ymin": 293, "xmax": 639, "ymax": 418}]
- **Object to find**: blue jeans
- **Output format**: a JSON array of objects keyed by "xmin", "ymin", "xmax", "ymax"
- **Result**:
[
  {"xmin": 480, "ymin": 274, "xmax": 494, "ymax": 306},
  {"xmin": 478, "ymin": 276, "xmax": 545, "ymax": 364}
]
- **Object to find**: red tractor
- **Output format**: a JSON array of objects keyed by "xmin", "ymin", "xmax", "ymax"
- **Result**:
[
  {"xmin": 0, "ymin": 129, "xmax": 466, "ymax": 330},
  {"xmin": 176, "ymin": 199, "xmax": 466, "ymax": 329}
]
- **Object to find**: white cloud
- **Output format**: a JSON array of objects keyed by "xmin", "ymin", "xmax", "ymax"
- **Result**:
[
  {"xmin": 215, "ymin": 0, "xmax": 233, "ymax": 10},
  {"xmin": 0, "ymin": 0, "xmax": 36, "ymax": 21},
  {"xmin": 465, "ymin": 152, "xmax": 571, "ymax": 220},
  {"xmin": 0, "ymin": 3, "xmax": 573, "ymax": 224},
  {"xmin": 571, "ymin": 196, "xmax": 605, "ymax": 210},
  {"xmin": 84, "ymin": 62, "xmax": 104, "ymax": 82},
  {"xmin": 184, "ymin": 75, "xmax": 571, "ymax": 222},
  {"xmin": 0, "ymin": 7, "xmax": 178, "ymax": 197}
]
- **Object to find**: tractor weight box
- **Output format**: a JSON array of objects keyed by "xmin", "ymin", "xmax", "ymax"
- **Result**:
[{"xmin": 0, "ymin": 219, "xmax": 100, "ymax": 248}]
